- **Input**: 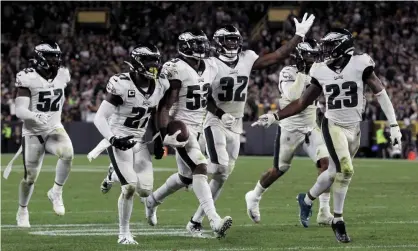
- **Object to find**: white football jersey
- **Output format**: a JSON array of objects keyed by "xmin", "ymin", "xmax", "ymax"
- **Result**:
[
  {"xmin": 204, "ymin": 50, "xmax": 259, "ymax": 133},
  {"xmin": 15, "ymin": 67, "xmax": 70, "ymax": 136},
  {"xmin": 163, "ymin": 58, "xmax": 218, "ymax": 131},
  {"xmin": 310, "ymin": 53, "xmax": 374, "ymax": 125},
  {"xmin": 106, "ymin": 73, "xmax": 169, "ymax": 140},
  {"xmin": 278, "ymin": 66, "xmax": 317, "ymax": 133}
]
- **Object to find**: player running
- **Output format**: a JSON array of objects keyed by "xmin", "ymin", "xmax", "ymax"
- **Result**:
[
  {"xmin": 13, "ymin": 41, "xmax": 73, "ymax": 227},
  {"xmin": 252, "ymin": 28, "xmax": 402, "ymax": 243},
  {"xmin": 93, "ymin": 43, "xmax": 167, "ymax": 244},
  {"xmin": 186, "ymin": 13, "xmax": 316, "ymax": 237},
  {"xmin": 143, "ymin": 29, "xmax": 233, "ymax": 238},
  {"xmin": 245, "ymin": 40, "xmax": 333, "ymax": 226}
]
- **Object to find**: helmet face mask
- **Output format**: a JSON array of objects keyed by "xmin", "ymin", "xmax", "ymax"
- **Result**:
[
  {"xmin": 127, "ymin": 44, "xmax": 161, "ymax": 80},
  {"xmin": 178, "ymin": 30, "xmax": 210, "ymax": 60},
  {"xmin": 213, "ymin": 25, "xmax": 243, "ymax": 58}
]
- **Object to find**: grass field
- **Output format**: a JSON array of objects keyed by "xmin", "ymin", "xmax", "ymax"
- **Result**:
[{"xmin": 1, "ymin": 154, "xmax": 418, "ymax": 251}]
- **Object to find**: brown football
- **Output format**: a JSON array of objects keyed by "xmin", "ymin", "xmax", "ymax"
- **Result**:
[{"xmin": 167, "ymin": 120, "xmax": 189, "ymax": 142}]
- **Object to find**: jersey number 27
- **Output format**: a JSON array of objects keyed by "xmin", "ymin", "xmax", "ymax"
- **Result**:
[{"xmin": 124, "ymin": 107, "xmax": 156, "ymax": 129}]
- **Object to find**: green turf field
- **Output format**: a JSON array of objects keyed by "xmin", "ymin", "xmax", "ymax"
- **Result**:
[{"xmin": 1, "ymin": 154, "xmax": 418, "ymax": 251}]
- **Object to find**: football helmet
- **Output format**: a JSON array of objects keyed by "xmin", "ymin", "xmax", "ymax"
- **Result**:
[
  {"xmin": 213, "ymin": 25, "xmax": 243, "ymax": 59},
  {"xmin": 295, "ymin": 39, "xmax": 321, "ymax": 73},
  {"xmin": 320, "ymin": 28, "xmax": 354, "ymax": 61},
  {"xmin": 33, "ymin": 41, "xmax": 62, "ymax": 73},
  {"xmin": 125, "ymin": 43, "xmax": 161, "ymax": 79},
  {"xmin": 177, "ymin": 29, "xmax": 210, "ymax": 60}
]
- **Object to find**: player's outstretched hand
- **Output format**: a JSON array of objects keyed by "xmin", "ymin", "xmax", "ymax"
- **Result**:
[
  {"xmin": 221, "ymin": 113, "xmax": 236, "ymax": 127},
  {"xmin": 153, "ymin": 135, "xmax": 165, "ymax": 159},
  {"xmin": 251, "ymin": 113, "xmax": 280, "ymax": 128},
  {"xmin": 294, "ymin": 13, "xmax": 315, "ymax": 38},
  {"xmin": 109, "ymin": 135, "xmax": 137, "ymax": 151},
  {"xmin": 33, "ymin": 113, "xmax": 50, "ymax": 124},
  {"xmin": 163, "ymin": 130, "xmax": 188, "ymax": 148},
  {"xmin": 389, "ymin": 125, "xmax": 402, "ymax": 148}
]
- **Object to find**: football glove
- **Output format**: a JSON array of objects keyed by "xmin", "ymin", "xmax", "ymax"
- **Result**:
[
  {"xmin": 163, "ymin": 130, "xmax": 188, "ymax": 148},
  {"xmin": 221, "ymin": 113, "xmax": 236, "ymax": 127},
  {"xmin": 389, "ymin": 125, "xmax": 402, "ymax": 148},
  {"xmin": 33, "ymin": 113, "xmax": 50, "ymax": 125},
  {"xmin": 251, "ymin": 113, "xmax": 280, "ymax": 128},
  {"xmin": 153, "ymin": 135, "xmax": 165, "ymax": 159},
  {"xmin": 109, "ymin": 135, "xmax": 137, "ymax": 151},
  {"xmin": 294, "ymin": 13, "xmax": 315, "ymax": 38}
]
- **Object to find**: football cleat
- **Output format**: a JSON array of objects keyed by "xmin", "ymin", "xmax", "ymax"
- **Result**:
[
  {"xmin": 117, "ymin": 234, "xmax": 138, "ymax": 245},
  {"xmin": 212, "ymin": 216, "xmax": 233, "ymax": 239},
  {"xmin": 245, "ymin": 190, "xmax": 261, "ymax": 223},
  {"xmin": 144, "ymin": 196, "xmax": 158, "ymax": 226},
  {"xmin": 186, "ymin": 218, "xmax": 204, "ymax": 238},
  {"xmin": 296, "ymin": 193, "xmax": 312, "ymax": 228},
  {"xmin": 47, "ymin": 188, "xmax": 65, "ymax": 216},
  {"xmin": 16, "ymin": 207, "xmax": 30, "ymax": 228},
  {"xmin": 332, "ymin": 220, "xmax": 351, "ymax": 243},
  {"xmin": 101, "ymin": 165, "xmax": 114, "ymax": 194},
  {"xmin": 317, "ymin": 207, "xmax": 333, "ymax": 225}
]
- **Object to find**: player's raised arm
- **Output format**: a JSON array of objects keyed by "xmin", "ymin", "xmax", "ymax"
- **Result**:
[
  {"xmin": 94, "ymin": 79, "xmax": 135, "ymax": 151},
  {"xmin": 363, "ymin": 64, "xmax": 402, "ymax": 146},
  {"xmin": 252, "ymin": 78, "xmax": 322, "ymax": 128},
  {"xmin": 251, "ymin": 13, "xmax": 315, "ymax": 70}
]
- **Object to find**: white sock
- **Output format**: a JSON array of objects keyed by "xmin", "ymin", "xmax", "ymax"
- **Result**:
[
  {"xmin": 333, "ymin": 173, "xmax": 352, "ymax": 215},
  {"xmin": 309, "ymin": 170, "xmax": 334, "ymax": 198},
  {"xmin": 19, "ymin": 180, "xmax": 34, "ymax": 207},
  {"xmin": 111, "ymin": 171, "xmax": 119, "ymax": 183},
  {"xmin": 52, "ymin": 183, "xmax": 63, "ymax": 193},
  {"xmin": 192, "ymin": 174, "xmax": 220, "ymax": 223},
  {"xmin": 152, "ymin": 173, "xmax": 186, "ymax": 204},
  {"xmin": 118, "ymin": 192, "xmax": 133, "ymax": 236},
  {"xmin": 54, "ymin": 159, "xmax": 72, "ymax": 186},
  {"xmin": 319, "ymin": 192, "xmax": 331, "ymax": 209},
  {"xmin": 304, "ymin": 195, "xmax": 313, "ymax": 206},
  {"xmin": 333, "ymin": 216, "xmax": 344, "ymax": 223},
  {"xmin": 254, "ymin": 181, "xmax": 267, "ymax": 198},
  {"xmin": 192, "ymin": 174, "xmax": 225, "ymax": 223}
]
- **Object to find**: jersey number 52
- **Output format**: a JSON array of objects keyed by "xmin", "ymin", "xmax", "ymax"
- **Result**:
[{"xmin": 37, "ymin": 89, "xmax": 63, "ymax": 112}]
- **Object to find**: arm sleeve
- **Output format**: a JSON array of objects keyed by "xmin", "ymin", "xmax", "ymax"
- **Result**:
[
  {"xmin": 279, "ymin": 67, "xmax": 303, "ymax": 101},
  {"xmin": 375, "ymin": 89, "xmax": 397, "ymax": 125},
  {"xmin": 15, "ymin": 96, "xmax": 36, "ymax": 121},
  {"xmin": 94, "ymin": 100, "xmax": 117, "ymax": 141}
]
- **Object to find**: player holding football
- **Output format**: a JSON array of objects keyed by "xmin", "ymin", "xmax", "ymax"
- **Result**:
[
  {"xmin": 185, "ymin": 13, "xmax": 316, "ymax": 237},
  {"xmin": 143, "ymin": 29, "xmax": 233, "ymax": 238},
  {"xmin": 252, "ymin": 28, "xmax": 402, "ymax": 243},
  {"xmin": 93, "ymin": 44, "xmax": 167, "ymax": 244},
  {"xmin": 245, "ymin": 40, "xmax": 333, "ymax": 226},
  {"xmin": 14, "ymin": 41, "xmax": 73, "ymax": 227}
]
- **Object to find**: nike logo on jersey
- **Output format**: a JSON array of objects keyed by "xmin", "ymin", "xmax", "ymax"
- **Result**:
[
  {"xmin": 142, "ymin": 100, "xmax": 151, "ymax": 106},
  {"xmin": 229, "ymin": 69, "xmax": 239, "ymax": 74},
  {"xmin": 198, "ymin": 78, "xmax": 204, "ymax": 83},
  {"xmin": 334, "ymin": 75, "xmax": 343, "ymax": 80}
]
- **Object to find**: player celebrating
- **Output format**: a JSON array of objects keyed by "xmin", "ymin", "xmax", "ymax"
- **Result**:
[
  {"xmin": 186, "ymin": 13, "xmax": 316, "ymax": 237},
  {"xmin": 245, "ymin": 40, "xmax": 333, "ymax": 226},
  {"xmin": 14, "ymin": 41, "xmax": 73, "ymax": 227},
  {"xmin": 252, "ymin": 28, "xmax": 402, "ymax": 243},
  {"xmin": 93, "ymin": 44, "xmax": 167, "ymax": 244},
  {"xmin": 143, "ymin": 29, "xmax": 233, "ymax": 238}
]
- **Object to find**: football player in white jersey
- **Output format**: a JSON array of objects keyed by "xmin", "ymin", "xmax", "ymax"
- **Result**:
[
  {"xmin": 245, "ymin": 40, "xmax": 333, "ymax": 226},
  {"xmin": 14, "ymin": 41, "xmax": 73, "ymax": 227},
  {"xmin": 252, "ymin": 28, "xmax": 402, "ymax": 243},
  {"xmin": 185, "ymin": 13, "xmax": 316, "ymax": 237},
  {"xmin": 93, "ymin": 44, "xmax": 168, "ymax": 244},
  {"xmin": 143, "ymin": 29, "xmax": 233, "ymax": 238}
]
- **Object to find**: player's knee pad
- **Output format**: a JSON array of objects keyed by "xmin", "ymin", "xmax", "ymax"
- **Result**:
[
  {"xmin": 339, "ymin": 157, "xmax": 354, "ymax": 177},
  {"xmin": 137, "ymin": 188, "xmax": 152, "ymax": 198},
  {"xmin": 278, "ymin": 163, "xmax": 291, "ymax": 173},
  {"xmin": 57, "ymin": 145, "xmax": 74, "ymax": 161},
  {"xmin": 121, "ymin": 183, "xmax": 137, "ymax": 199},
  {"xmin": 24, "ymin": 165, "xmax": 40, "ymax": 185},
  {"xmin": 193, "ymin": 164, "xmax": 207, "ymax": 175}
]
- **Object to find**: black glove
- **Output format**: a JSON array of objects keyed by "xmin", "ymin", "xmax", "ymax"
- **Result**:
[
  {"xmin": 153, "ymin": 135, "xmax": 165, "ymax": 159},
  {"xmin": 109, "ymin": 135, "xmax": 136, "ymax": 151}
]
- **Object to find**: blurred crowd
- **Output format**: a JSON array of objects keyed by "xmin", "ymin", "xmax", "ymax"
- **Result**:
[{"xmin": 1, "ymin": 2, "xmax": 417, "ymax": 125}]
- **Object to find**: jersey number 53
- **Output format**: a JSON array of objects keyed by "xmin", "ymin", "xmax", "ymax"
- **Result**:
[{"xmin": 186, "ymin": 83, "xmax": 210, "ymax": 110}]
